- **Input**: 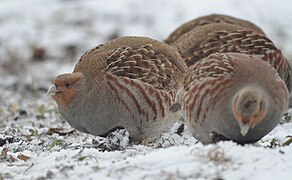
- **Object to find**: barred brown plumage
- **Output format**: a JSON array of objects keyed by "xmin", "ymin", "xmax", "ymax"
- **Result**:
[
  {"xmin": 178, "ymin": 53, "xmax": 288, "ymax": 144},
  {"xmin": 171, "ymin": 22, "xmax": 292, "ymax": 96},
  {"xmin": 47, "ymin": 36, "xmax": 187, "ymax": 142}
]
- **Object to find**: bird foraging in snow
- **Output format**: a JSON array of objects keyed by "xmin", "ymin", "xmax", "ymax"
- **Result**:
[
  {"xmin": 48, "ymin": 36, "xmax": 187, "ymax": 142},
  {"xmin": 178, "ymin": 53, "xmax": 288, "ymax": 144}
]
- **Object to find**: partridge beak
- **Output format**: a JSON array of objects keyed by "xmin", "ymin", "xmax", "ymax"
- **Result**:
[
  {"xmin": 47, "ymin": 85, "xmax": 59, "ymax": 95},
  {"xmin": 239, "ymin": 123, "xmax": 250, "ymax": 136}
]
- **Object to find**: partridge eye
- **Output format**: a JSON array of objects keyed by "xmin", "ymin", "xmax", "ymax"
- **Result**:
[{"xmin": 64, "ymin": 83, "xmax": 71, "ymax": 88}]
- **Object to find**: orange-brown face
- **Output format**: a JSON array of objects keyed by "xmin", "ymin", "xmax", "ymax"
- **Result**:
[
  {"xmin": 232, "ymin": 91, "xmax": 269, "ymax": 129},
  {"xmin": 47, "ymin": 73, "xmax": 84, "ymax": 110}
]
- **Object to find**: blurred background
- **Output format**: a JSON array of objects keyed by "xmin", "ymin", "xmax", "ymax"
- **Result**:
[{"xmin": 0, "ymin": 0, "xmax": 291, "ymax": 125}]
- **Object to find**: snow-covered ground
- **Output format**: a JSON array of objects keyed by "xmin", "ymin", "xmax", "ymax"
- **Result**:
[{"xmin": 0, "ymin": 0, "xmax": 292, "ymax": 179}]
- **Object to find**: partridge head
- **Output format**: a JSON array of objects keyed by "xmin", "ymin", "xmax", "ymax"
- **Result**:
[
  {"xmin": 48, "ymin": 36, "xmax": 187, "ymax": 142},
  {"xmin": 48, "ymin": 73, "xmax": 85, "ymax": 111},
  {"xmin": 232, "ymin": 87, "xmax": 269, "ymax": 136}
]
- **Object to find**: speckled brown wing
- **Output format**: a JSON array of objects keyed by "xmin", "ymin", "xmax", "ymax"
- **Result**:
[
  {"xmin": 172, "ymin": 23, "xmax": 292, "ymax": 93},
  {"xmin": 105, "ymin": 44, "xmax": 180, "ymax": 90},
  {"xmin": 182, "ymin": 53, "xmax": 234, "ymax": 124},
  {"xmin": 103, "ymin": 42, "xmax": 185, "ymax": 121},
  {"xmin": 76, "ymin": 37, "xmax": 186, "ymax": 71},
  {"xmin": 73, "ymin": 36, "xmax": 186, "ymax": 88},
  {"xmin": 165, "ymin": 14, "xmax": 265, "ymax": 44}
]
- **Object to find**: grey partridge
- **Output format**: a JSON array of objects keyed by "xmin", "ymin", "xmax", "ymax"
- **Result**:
[
  {"xmin": 47, "ymin": 36, "xmax": 187, "ymax": 142},
  {"xmin": 178, "ymin": 52, "xmax": 288, "ymax": 144},
  {"xmin": 165, "ymin": 14, "xmax": 265, "ymax": 44}
]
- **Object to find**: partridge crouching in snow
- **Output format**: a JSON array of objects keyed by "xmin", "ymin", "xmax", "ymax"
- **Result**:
[
  {"xmin": 47, "ymin": 36, "xmax": 187, "ymax": 142},
  {"xmin": 179, "ymin": 53, "xmax": 288, "ymax": 144}
]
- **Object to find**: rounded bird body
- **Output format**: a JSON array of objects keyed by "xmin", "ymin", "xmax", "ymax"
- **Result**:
[
  {"xmin": 180, "ymin": 53, "xmax": 288, "ymax": 144},
  {"xmin": 48, "ymin": 36, "xmax": 187, "ymax": 142}
]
